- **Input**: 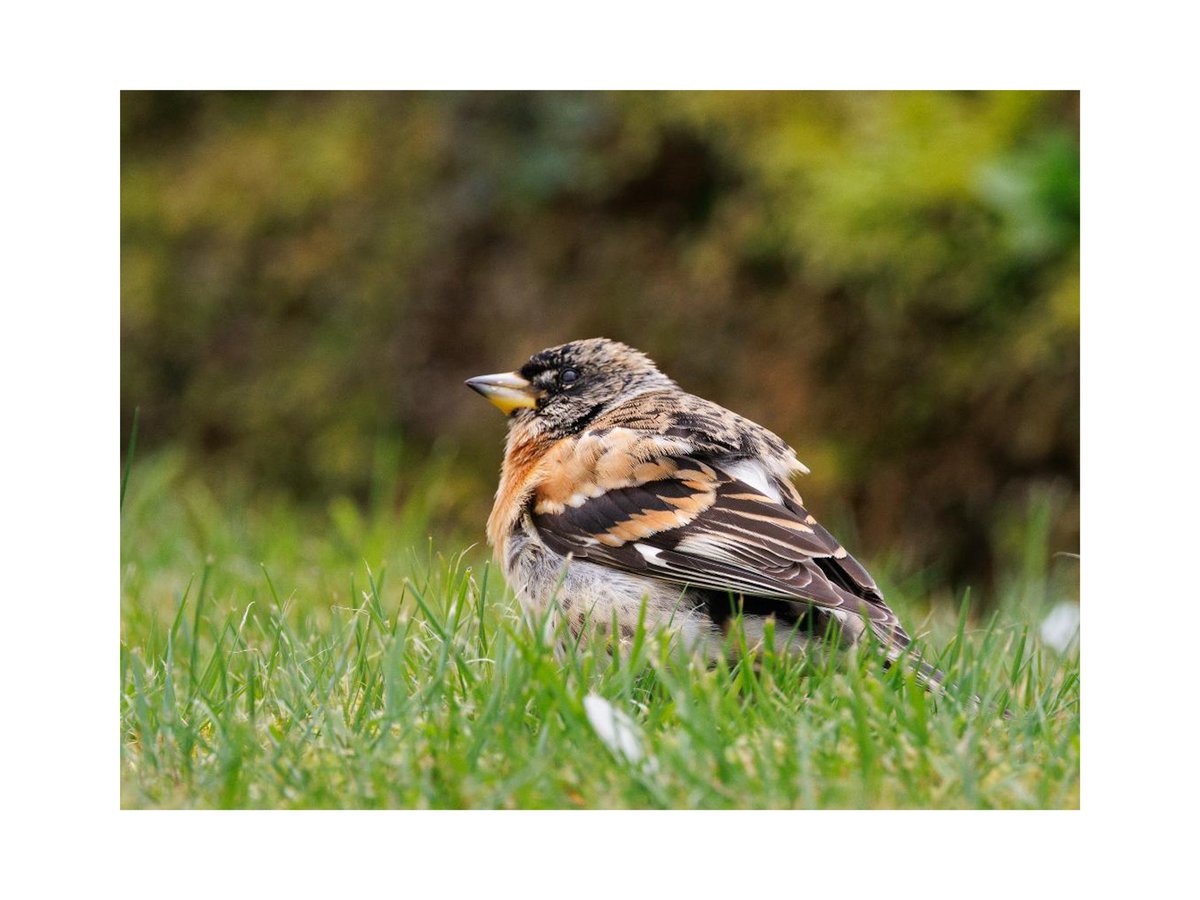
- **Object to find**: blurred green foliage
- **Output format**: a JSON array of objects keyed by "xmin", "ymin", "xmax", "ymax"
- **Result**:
[{"xmin": 121, "ymin": 91, "xmax": 1078, "ymax": 600}]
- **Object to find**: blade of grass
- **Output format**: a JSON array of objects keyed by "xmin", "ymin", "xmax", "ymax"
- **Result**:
[{"xmin": 120, "ymin": 405, "xmax": 140, "ymax": 511}]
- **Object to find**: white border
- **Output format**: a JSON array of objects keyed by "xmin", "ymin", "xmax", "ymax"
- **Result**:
[{"xmin": 8, "ymin": 0, "xmax": 1197, "ymax": 894}]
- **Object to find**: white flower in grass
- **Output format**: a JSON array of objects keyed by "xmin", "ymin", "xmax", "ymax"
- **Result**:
[
  {"xmin": 1039, "ymin": 601, "xmax": 1080, "ymax": 653},
  {"xmin": 583, "ymin": 693, "xmax": 658, "ymax": 773}
]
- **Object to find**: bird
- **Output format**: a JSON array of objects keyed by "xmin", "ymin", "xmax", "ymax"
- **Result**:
[{"xmin": 466, "ymin": 337, "xmax": 938, "ymax": 686}]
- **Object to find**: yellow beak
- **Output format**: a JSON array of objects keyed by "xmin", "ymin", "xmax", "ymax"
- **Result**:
[{"xmin": 465, "ymin": 371, "xmax": 539, "ymax": 415}]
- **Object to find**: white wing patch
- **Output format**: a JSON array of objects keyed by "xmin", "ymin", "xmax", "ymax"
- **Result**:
[
  {"xmin": 633, "ymin": 543, "xmax": 662, "ymax": 563},
  {"xmin": 722, "ymin": 459, "xmax": 784, "ymax": 501}
]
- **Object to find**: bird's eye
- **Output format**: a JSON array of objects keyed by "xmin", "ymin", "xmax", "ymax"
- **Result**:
[{"xmin": 559, "ymin": 367, "xmax": 580, "ymax": 387}]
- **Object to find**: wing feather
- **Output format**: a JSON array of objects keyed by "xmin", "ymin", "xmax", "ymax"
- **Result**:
[{"xmin": 532, "ymin": 451, "xmax": 910, "ymax": 651}]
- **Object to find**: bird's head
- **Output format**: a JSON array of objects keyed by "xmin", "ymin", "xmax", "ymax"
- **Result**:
[{"xmin": 466, "ymin": 338, "xmax": 674, "ymax": 437}]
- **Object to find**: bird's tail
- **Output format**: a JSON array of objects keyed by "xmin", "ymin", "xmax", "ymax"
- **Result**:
[
  {"xmin": 868, "ymin": 616, "xmax": 993, "ymax": 711},
  {"xmin": 875, "ymin": 630, "xmax": 947, "ymax": 693}
]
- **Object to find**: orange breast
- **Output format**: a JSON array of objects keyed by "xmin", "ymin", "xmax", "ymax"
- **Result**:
[
  {"xmin": 486, "ymin": 431, "xmax": 556, "ymax": 553},
  {"xmin": 488, "ymin": 427, "xmax": 708, "ymax": 555}
]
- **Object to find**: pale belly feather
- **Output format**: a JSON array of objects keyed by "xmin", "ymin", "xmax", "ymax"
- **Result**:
[{"xmin": 502, "ymin": 525, "xmax": 724, "ymax": 657}]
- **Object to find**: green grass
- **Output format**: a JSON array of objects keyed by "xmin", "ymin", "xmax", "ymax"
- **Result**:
[{"xmin": 120, "ymin": 453, "xmax": 1079, "ymax": 809}]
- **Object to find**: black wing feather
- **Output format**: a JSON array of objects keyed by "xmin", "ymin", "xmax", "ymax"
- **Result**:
[{"xmin": 533, "ymin": 458, "xmax": 911, "ymax": 652}]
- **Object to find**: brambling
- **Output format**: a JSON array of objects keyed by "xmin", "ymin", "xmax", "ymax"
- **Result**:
[{"xmin": 467, "ymin": 338, "xmax": 930, "ymax": 680}]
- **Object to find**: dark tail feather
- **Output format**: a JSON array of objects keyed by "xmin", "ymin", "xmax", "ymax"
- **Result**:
[
  {"xmin": 874, "ymin": 631, "xmax": 1012, "ymax": 718},
  {"xmin": 876, "ymin": 641, "xmax": 946, "ymax": 692}
]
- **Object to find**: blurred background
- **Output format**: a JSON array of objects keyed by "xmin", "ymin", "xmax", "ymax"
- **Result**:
[{"xmin": 121, "ymin": 90, "xmax": 1078, "ymax": 609}]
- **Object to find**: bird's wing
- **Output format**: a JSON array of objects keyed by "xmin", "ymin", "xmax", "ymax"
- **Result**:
[{"xmin": 530, "ymin": 447, "xmax": 910, "ymax": 651}]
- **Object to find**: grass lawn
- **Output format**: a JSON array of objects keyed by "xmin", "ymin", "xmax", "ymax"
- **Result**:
[{"xmin": 120, "ymin": 453, "xmax": 1080, "ymax": 809}]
